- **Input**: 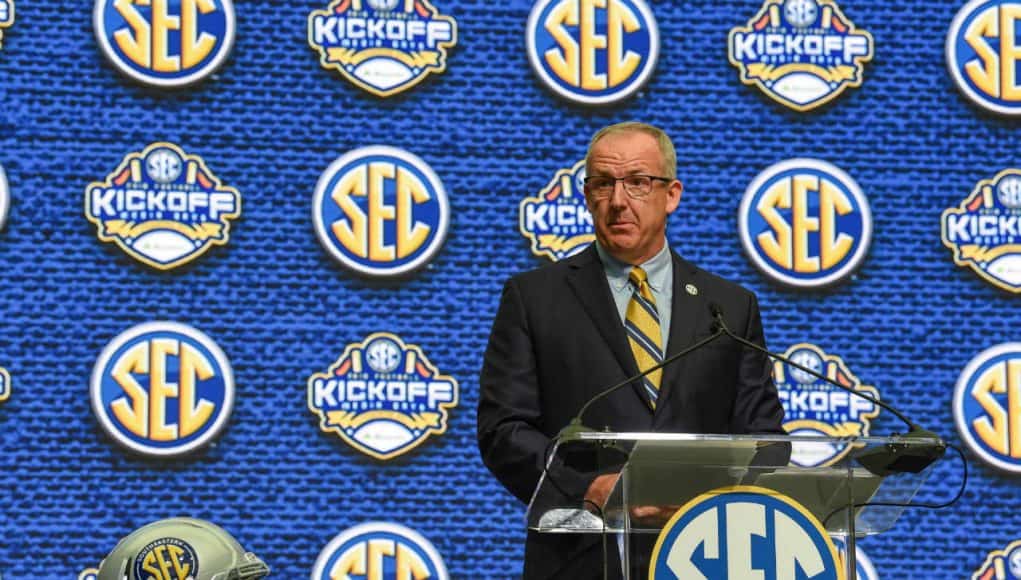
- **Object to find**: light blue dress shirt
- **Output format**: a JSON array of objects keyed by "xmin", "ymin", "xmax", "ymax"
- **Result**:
[{"xmin": 594, "ymin": 239, "xmax": 673, "ymax": 350}]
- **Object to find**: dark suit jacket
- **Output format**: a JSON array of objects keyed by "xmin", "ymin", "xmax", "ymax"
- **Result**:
[{"xmin": 477, "ymin": 244, "xmax": 785, "ymax": 580}]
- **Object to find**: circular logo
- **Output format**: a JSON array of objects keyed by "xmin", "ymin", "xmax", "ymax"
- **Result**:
[
  {"xmin": 313, "ymin": 146, "xmax": 450, "ymax": 277},
  {"xmin": 365, "ymin": 337, "xmax": 402, "ymax": 373},
  {"xmin": 788, "ymin": 347, "xmax": 824, "ymax": 384},
  {"xmin": 91, "ymin": 321, "xmax": 235, "ymax": 456},
  {"xmin": 526, "ymin": 0, "xmax": 660, "ymax": 105},
  {"xmin": 947, "ymin": 0, "xmax": 1021, "ymax": 115},
  {"xmin": 133, "ymin": 538, "xmax": 199, "ymax": 580},
  {"xmin": 739, "ymin": 158, "xmax": 872, "ymax": 288},
  {"xmin": 145, "ymin": 147, "xmax": 184, "ymax": 184},
  {"xmin": 0, "ymin": 161, "xmax": 8, "ymax": 231},
  {"xmin": 998, "ymin": 175, "xmax": 1021, "ymax": 208},
  {"xmin": 93, "ymin": 0, "xmax": 236, "ymax": 88},
  {"xmin": 784, "ymin": 0, "xmax": 819, "ymax": 28},
  {"xmin": 954, "ymin": 343, "xmax": 1021, "ymax": 473},
  {"xmin": 650, "ymin": 486, "xmax": 842, "ymax": 579},
  {"xmin": 1010, "ymin": 545, "xmax": 1021, "ymax": 577},
  {"xmin": 311, "ymin": 522, "xmax": 449, "ymax": 580}
]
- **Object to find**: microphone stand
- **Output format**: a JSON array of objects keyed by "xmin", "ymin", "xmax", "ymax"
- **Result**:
[{"xmin": 707, "ymin": 304, "xmax": 946, "ymax": 475}]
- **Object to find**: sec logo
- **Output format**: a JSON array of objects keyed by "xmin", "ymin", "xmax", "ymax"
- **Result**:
[
  {"xmin": 85, "ymin": 142, "xmax": 241, "ymax": 270},
  {"xmin": 729, "ymin": 0, "xmax": 873, "ymax": 111},
  {"xmin": 954, "ymin": 343, "xmax": 1021, "ymax": 473},
  {"xmin": 948, "ymin": 0, "xmax": 1021, "ymax": 115},
  {"xmin": 313, "ymin": 146, "xmax": 449, "ymax": 277},
  {"xmin": 308, "ymin": 0, "xmax": 458, "ymax": 97},
  {"xmin": 312, "ymin": 522, "xmax": 449, "ymax": 580},
  {"xmin": 519, "ymin": 159, "xmax": 594, "ymax": 261},
  {"xmin": 942, "ymin": 169, "xmax": 1021, "ymax": 292},
  {"xmin": 739, "ymin": 158, "xmax": 872, "ymax": 288},
  {"xmin": 93, "ymin": 0, "xmax": 236, "ymax": 87},
  {"xmin": 774, "ymin": 343, "xmax": 880, "ymax": 467},
  {"xmin": 308, "ymin": 332, "xmax": 458, "ymax": 460},
  {"xmin": 0, "ymin": 1, "xmax": 11, "ymax": 51},
  {"xmin": 526, "ymin": 0, "xmax": 660, "ymax": 105},
  {"xmin": 134, "ymin": 538, "xmax": 199, "ymax": 580},
  {"xmin": 974, "ymin": 539, "xmax": 1021, "ymax": 579},
  {"xmin": 91, "ymin": 321, "xmax": 235, "ymax": 456},
  {"xmin": 650, "ymin": 486, "xmax": 843, "ymax": 580}
]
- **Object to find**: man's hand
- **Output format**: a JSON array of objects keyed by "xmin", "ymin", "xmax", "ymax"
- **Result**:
[
  {"xmin": 629, "ymin": 505, "xmax": 681, "ymax": 526},
  {"xmin": 583, "ymin": 473, "xmax": 620, "ymax": 510}
]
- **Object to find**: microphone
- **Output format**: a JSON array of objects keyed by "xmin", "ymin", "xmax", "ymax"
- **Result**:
[
  {"xmin": 557, "ymin": 324, "xmax": 727, "ymax": 441},
  {"xmin": 707, "ymin": 302, "xmax": 946, "ymax": 475}
]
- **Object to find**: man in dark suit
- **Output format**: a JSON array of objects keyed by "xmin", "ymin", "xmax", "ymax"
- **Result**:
[{"xmin": 477, "ymin": 122, "xmax": 785, "ymax": 579}]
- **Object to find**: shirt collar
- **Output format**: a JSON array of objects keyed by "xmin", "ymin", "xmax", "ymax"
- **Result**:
[{"xmin": 595, "ymin": 240, "xmax": 673, "ymax": 292}]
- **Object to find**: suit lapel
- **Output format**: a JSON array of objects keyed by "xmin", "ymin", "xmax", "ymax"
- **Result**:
[
  {"xmin": 656, "ymin": 252, "xmax": 704, "ymax": 413},
  {"xmin": 565, "ymin": 246, "xmax": 643, "ymax": 396}
]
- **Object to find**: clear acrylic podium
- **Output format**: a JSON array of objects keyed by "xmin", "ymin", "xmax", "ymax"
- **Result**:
[{"xmin": 527, "ymin": 432, "xmax": 946, "ymax": 579}]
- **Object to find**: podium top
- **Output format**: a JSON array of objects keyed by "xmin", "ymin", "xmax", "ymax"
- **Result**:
[{"xmin": 527, "ymin": 431, "xmax": 945, "ymax": 536}]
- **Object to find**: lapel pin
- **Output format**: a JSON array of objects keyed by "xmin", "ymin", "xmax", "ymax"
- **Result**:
[{"xmin": 685, "ymin": 284, "xmax": 698, "ymax": 296}]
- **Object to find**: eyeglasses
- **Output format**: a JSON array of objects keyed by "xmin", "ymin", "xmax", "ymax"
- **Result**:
[{"xmin": 583, "ymin": 174, "xmax": 672, "ymax": 199}]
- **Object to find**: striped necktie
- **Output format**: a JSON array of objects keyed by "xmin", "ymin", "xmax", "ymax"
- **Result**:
[{"xmin": 625, "ymin": 266, "xmax": 664, "ymax": 408}]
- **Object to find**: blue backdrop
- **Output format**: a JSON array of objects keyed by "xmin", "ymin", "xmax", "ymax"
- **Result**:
[{"xmin": 0, "ymin": 0, "xmax": 1012, "ymax": 577}]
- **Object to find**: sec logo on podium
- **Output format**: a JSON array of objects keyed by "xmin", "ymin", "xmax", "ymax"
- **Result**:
[
  {"xmin": 650, "ymin": 486, "xmax": 844, "ymax": 580},
  {"xmin": 91, "ymin": 321, "xmax": 235, "ymax": 457},
  {"xmin": 526, "ymin": 0, "xmax": 660, "ymax": 105},
  {"xmin": 93, "ymin": 0, "xmax": 236, "ymax": 87}
]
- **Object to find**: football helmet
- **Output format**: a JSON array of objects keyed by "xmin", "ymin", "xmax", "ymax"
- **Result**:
[{"xmin": 97, "ymin": 517, "xmax": 269, "ymax": 580}]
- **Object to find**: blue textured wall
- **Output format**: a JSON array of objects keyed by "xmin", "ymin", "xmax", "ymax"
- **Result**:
[{"xmin": 0, "ymin": 0, "xmax": 1013, "ymax": 578}]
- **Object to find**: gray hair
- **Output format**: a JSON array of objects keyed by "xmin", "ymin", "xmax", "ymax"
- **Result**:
[{"xmin": 585, "ymin": 121, "xmax": 677, "ymax": 179}]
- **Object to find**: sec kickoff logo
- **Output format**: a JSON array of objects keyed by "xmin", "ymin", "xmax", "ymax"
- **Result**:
[
  {"xmin": 312, "ymin": 522, "xmax": 449, "ymax": 580},
  {"xmin": 942, "ymin": 169, "xmax": 1021, "ymax": 292},
  {"xmin": 948, "ymin": 0, "xmax": 1021, "ymax": 115},
  {"xmin": 313, "ymin": 146, "xmax": 449, "ymax": 277},
  {"xmin": 739, "ymin": 158, "xmax": 872, "ymax": 288},
  {"xmin": 974, "ymin": 539, "xmax": 1021, "ymax": 579},
  {"xmin": 134, "ymin": 538, "xmax": 200, "ymax": 580},
  {"xmin": 729, "ymin": 0, "xmax": 873, "ymax": 112},
  {"xmin": 0, "ymin": 0, "xmax": 12, "ymax": 50},
  {"xmin": 309, "ymin": 332, "xmax": 458, "ymax": 460},
  {"xmin": 520, "ymin": 159, "xmax": 595, "ymax": 261},
  {"xmin": 775, "ymin": 343, "xmax": 879, "ymax": 467},
  {"xmin": 0, "ymin": 365, "xmax": 9, "ymax": 403},
  {"xmin": 91, "ymin": 322, "xmax": 235, "ymax": 457},
  {"xmin": 954, "ymin": 343, "xmax": 1021, "ymax": 473},
  {"xmin": 526, "ymin": 0, "xmax": 660, "ymax": 105},
  {"xmin": 308, "ymin": 0, "xmax": 457, "ymax": 98},
  {"xmin": 93, "ymin": 0, "xmax": 235, "ymax": 88},
  {"xmin": 85, "ymin": 142, "xmax": 241, "ymax": 270},
  {"xmin": 650, "ymin": 486, "xmax": 844, "ymax": 580}
]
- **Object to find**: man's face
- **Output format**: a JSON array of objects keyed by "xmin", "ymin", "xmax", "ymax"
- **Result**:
[{"xmin": 584, "ymin": 131, "xmax": 682, "ymax": 264}]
